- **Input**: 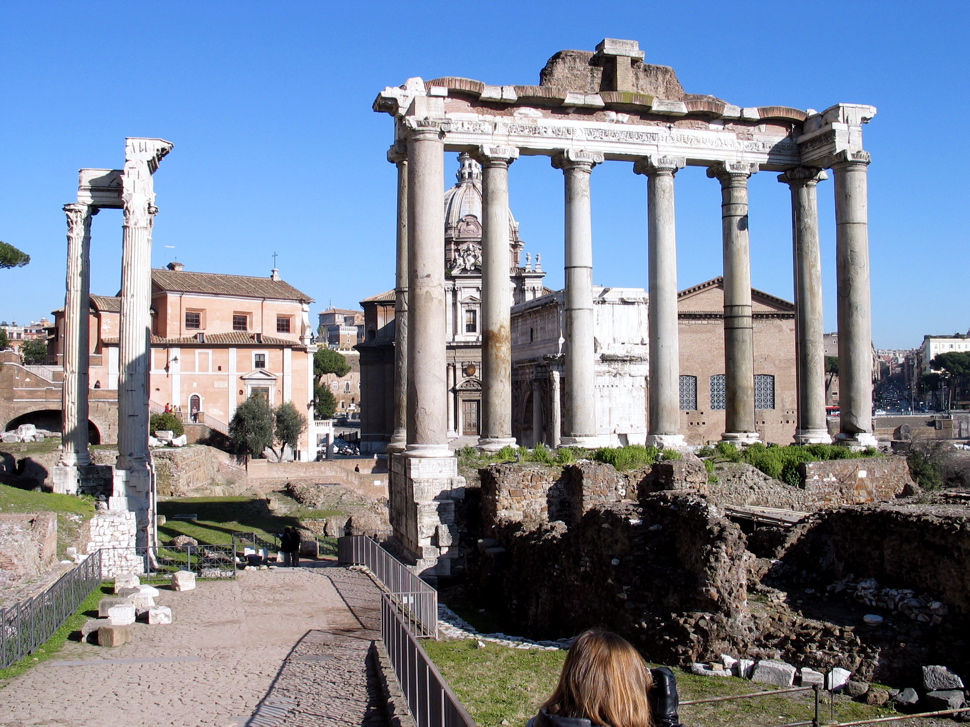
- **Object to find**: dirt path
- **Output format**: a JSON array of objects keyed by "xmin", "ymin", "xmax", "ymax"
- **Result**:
[{"xmin": 0, "ymin": 564, "xmax": 388, "ymax": 727}]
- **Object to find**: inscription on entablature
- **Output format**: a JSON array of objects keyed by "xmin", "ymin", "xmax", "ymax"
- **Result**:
[{"xmin": 798, "ymin": 130, "xmax": 837, "ymax": 155}]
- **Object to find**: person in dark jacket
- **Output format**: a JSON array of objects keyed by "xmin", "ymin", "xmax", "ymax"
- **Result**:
[
  {"xmin": 279, "ymin": 529, "xmax": 293, "ymax": 567},
  {"xmin": 527, "ymin": 629, "xmax": 683, "ymax": 727},
  {"xmin": 289, "ymin": 527, "xmax": 301, "ymax": 567}
]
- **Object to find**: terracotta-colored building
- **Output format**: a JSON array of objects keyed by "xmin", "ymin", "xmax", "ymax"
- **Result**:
[{"xmin": 50, "ymin": 263, "xmax": 317, "ymax": 458}]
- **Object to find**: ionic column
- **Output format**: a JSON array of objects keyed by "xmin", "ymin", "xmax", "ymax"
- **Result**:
[
  {"xmin": 476, "ymin": 145, "xmax": 519, "ymax": 451},
  {"xmin": 779, "ymin": 167, "xmax": 831, "ymax": 444},
  {"xmin": 553, "ymin": 150, "xmax": 602, "ymax": 447},
  {"xmin": 58, "ymin": 203, "xmax": 97, "ymax": 483},
  {"xmin": 405, "ymin": 119, "xmax": 449, "ymax": 456},
  {"xmin": 635, "ymin": 156, "xmax": 686, "ymax": 449},
  {"xmin": 831, "ymin": 151, "xmax": 877, "ymax": 447},
  {"xmin": 387, "ymin": 144, "xmax": 409, "ymax": 454},
  {"xmin": 708, "ymin": 162, "xmax": 760, "ymax": 444}
]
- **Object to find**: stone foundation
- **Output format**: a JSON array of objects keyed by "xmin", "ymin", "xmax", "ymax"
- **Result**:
[{"xmin": 0, "ymin": 513, "xmax": 57, "ymax": 579}]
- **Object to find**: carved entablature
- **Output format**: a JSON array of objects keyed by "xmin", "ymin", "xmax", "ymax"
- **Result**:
[
  {"xmin": 450, "ymin": 242, "xmax": 483, "ymax": 275},
  {"xmin": 77, "ymin": 169, "xmax": 123, "ymax": 209},
  {"xmin": 122, "ymin": 138, "xmax": 174, "ymax": 228}
]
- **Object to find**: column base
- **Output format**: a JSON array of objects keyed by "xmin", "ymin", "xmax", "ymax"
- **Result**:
[
  {"xmin": 52, "ymin": 464, "xmax": 80, "ymax": 495},
  {"xmin": 560, "ymin": 435, "xmax": 599, "ymax": 449},
  {"xmin": 721, "ymin": 431, "xmax": 761, "ymax": 446},
  {"xmin": 477, "ymin": 437, "xmax": 517, "ymax": 453},
  {"xmin": 794, "ymin": 429, "xmax": 833, "ymax": 445},
  {"xmin": 386, "ymin": 431, "xmax": 407, "ymax": 454},
  {"xmin": 646, "ymin": 433, "xmax": 688, "ymax": 450},
  {"xmin": 405, "ymin": 442, "xmax": 452, "ymax": 458},
  {"xmin": 835, "ymin": 431, "xmax": 879, "ymax": 450}
]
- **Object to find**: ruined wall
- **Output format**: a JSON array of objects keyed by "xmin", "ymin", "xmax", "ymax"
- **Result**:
[
  {"xmin": 801, "ymin": 457, "xmax": 915, "ymax": 505},
  {"xmin": 0, "ymin": 513, "xmax": 57, "ymax": 579},
  {"xmin": 153, "ymin": 446, "xmax": 232, "ymax": 497}
]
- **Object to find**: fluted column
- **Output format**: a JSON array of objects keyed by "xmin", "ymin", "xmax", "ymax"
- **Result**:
[
  {"xmin": 708, "ymin": 162, "xmax": 760, "ymax": 444},
  {"xmin": 832, "ymin": 151, "xmax": 877, "ymax": 447},
  {"xmin": 779, "ymin": 167, "xmax": 831, "ymax": 444},
  {"xmin": 635, "ymin": 156, "xmax": 686, "ymax": 449},
  {"xmin": 387, "ymin": 144, "xmax": 409, "ymax": 454},
  {"xmin": 476, "ymin": 145, "xmax": 519, "ymax": 451},
  {"xmin": 553, "ymin": 150, "xmax": 602, "ymax": 447},
  {"xmin": 405, "ymin": 120, "xmax": 449, "ymax": 456},
  {"xmin": 59, "ymin": 204, "xmax": 96, "ymax": 476}
]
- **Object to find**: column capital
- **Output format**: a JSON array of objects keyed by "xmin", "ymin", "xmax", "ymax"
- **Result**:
[
  {"xmin": 403, "ymin": 117, "xmax": 449, "ymax": 140},
  {"xmin": 633, "ymin": 155, "xmax": 685, "ymax": 176},
  {"xmin": 829, "ymin": 149, "xmax": 872, "ymax": 168},
  {"xmin": 387, "ymin": 143, "xmax": 407, "ymax": 165},
  {"xmin": 473, "ymin": 145, "xmax": 519, "ymax": 167},
  {"xmin": 707, "ymin": 161, "xmax": 758, "ymax": 182},
  {"xmin": 551, "ymin": 149, "xmax": 603, "ymax": 172},
  {"xmin": 778, "ymin": 166, "xmax": 828, "ymax": 187}
]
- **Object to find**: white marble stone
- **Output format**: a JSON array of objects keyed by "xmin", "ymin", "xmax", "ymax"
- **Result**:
[
  {"xmin": 107, "ymin": 603, "xmax": 136, "ymax": 626},
  {"xmin": 147, "ymin": 605, "xmax": 172, "ymax": 625},
  {"xmin": 751, "ymin": 660, "xmax": 796, "ymax": 687},
  {"xmin": 827, "ymin": 667, "xmax": 852, "ymax": 691},
  {"xmin": 171, "ymin": 570, "xmax": 196, "ymax": 591}
]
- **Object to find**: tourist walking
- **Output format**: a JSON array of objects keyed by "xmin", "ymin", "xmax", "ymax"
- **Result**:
[
  {"xmin": 280, "ymin": 528, "xmax": 293, "ymax": 567},
  {"xmin": 290, "ymin": 527, "xmax": 302, "ymax": 567}
]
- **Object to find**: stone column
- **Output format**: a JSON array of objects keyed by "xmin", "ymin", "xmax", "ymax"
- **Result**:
[
  {"xmin": 635, "ymin": 156, "xmax": 686, "ymax": 449},
  {"xmin": 405, "ymin": 119, "xmax": 449, "ymax": 457},
  {"xmin": 779, "ymin": 167, "xmax": 831, "ymax": 444},
  {"xmin": 553, "ymin": 150, "xmax": 602, "ymax": 447},
  {"xmin": 115, "ymin": 138, "xmax": 173, "ymax": 551},
  {"xmin": 832, "ymin": 151, "xmax": 877, "ymax": 447},
  {"xmin": 708, "ymin": 162, "xmax": 760, "ymax": 444},
  {"xmin": 476, "ymin": 145, "xmax": 519, "ymax": 451},
  {"xmin": 59, "ymin": 203, "xmax": 96, "ymax": 476},
  {"xmin": 387, "ymin": 144, "xmax": 409, "ymax": 454},
  {"xmin": 531, "ymin": 378, "xmax": 543, "ymax": 447},
  {"xmin": 549, "ymin": 369, "xmax": 562, "ymax": 448}
]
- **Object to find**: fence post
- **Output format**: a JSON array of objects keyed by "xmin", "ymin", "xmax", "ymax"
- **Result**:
[{"xmin": 813, "ymin": 683, "xmax": 820, "ymax": 727}]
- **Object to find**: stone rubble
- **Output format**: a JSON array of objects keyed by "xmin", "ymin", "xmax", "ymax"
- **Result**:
[{"xmin": 829, "ymin": 576, "xmax": 949, "ymax": 625}]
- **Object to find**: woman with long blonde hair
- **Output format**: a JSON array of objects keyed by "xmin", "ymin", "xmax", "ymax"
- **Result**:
[{"xmin": 528, "ymin": 629, "xmax": 682, "ymax": 727}]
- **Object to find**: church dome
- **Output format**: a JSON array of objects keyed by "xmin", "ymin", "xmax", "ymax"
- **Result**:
[{"xmin": 443, "ymin": 153, "xmax": 523, "ymax": 270}]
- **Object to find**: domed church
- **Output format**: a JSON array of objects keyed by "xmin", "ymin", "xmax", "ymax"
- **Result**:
[{"xmin": 358, "ymin": 154, "xmax": 547, "ymax": 452}]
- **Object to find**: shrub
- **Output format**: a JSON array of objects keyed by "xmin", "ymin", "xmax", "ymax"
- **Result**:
[
  {"xmin": 531, "ymin": 442, "xmax": 555, "ymax": 464},
  {"xmin": 497, "ymin": 445, "xmax": 518, "ymax": 461},
  {"xmin": 150, "ymin": 412, "xmax": 184, "ymax": 438},
  {"xmin": 592, "ymin": 445, "xmax": 660, "ymax": 471},
  {"xmin": 556, "ymin": 447, "xmax": 576, "ymax": 465}
]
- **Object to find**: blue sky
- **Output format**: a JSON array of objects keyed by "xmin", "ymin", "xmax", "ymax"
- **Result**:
[{"xmin": 1, "ymin": 1, "xmax": 967, "ymax": 350}]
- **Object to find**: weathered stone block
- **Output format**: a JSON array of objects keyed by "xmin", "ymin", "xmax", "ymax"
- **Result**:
[
  {"xmin": 80, "ymin": 618, "xmax": 102, "ymax": 639},
  {"xmin": 136, "ymin": 584, "xmax": 160, "ymax": 598},
  {"xmin": 751, "ymin": 660, "xmax": 796, "ymax": 687},
  {"xmin": 924, "ymin": 690, "xmax": 966, "ymax": 711},
  {"xmin": 147, "ymin": 605, "xmax": 172, "ymax": 624},
  {"xmin": 172, "ymin": 570, "xmax": 196, "ymax": 591},
  {"xmin": 845, "ymin": 680, "xmax": 870, "ymax": 699},
  {"xmin": 800, "ymin": 668, "xmax": 825, "ymax": 687},
  {"xmin": 923, "ymin": 665, "xmax": 965, "ymax": 692},
  {"xmin": 98, "ymin": 596, "xmax": 130, "ymax": 617},
  {"xmin": 107, "ymin": 603, "xmax": 136, "ymax": 626},
  {"xmin": 827, "ymin": 667, "xmax": 852, "ymax": 691},
  {"xmin": 736, "ymin": 658, "xmax": 755, "ymax": 678},
  {"xmin": 97, "ymin": 624, "xmax": 131, "ymax": 647},
  {"xmin": 130, "ymin": 593, "xmax": 155, "ymax": 613},
  {"xmin": 891, "ymin": 687, "xmax": 919, "ymax": 707},
  {"xmin": 113, "ymin": 573, "xmax": 140, "ymax": 592}
]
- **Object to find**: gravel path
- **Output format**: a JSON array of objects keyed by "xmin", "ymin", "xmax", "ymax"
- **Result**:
[{"xmin": 0, "ymin": 563, "xmax": 389, "ymax": 727}]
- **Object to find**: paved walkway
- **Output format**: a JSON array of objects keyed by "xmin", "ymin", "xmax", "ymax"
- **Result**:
[{"xmin": 0, "ymin": 563, "xmax": 389, "ymax": 727}]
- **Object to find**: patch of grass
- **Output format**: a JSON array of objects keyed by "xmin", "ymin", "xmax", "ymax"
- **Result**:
[
  {"xmin": 0, "ymin": 438, "xmax": 62, "ymax": 457},
  {"xmin": 0, "ymin": 483, "xmax": 96, "ymax": 555},
  {"xmin": 0, "ymin": 582, "xmax": 110, "ymax": 683},
  {"xmin": 424, "ymin": 639, "xmax": 898, "ymax": 727},
  {"xmin": 705, "ymin": 442, "xmax": 881, "ymax": 486}
]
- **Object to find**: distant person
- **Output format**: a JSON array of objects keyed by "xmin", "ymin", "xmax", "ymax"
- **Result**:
[
  {"xmin": 527, "ymin": 629, "xmax": 682, "ymax": 727},
  {"xmin": 279, "ymin": 528, "xmax": 293, "ymax": 567},
  {"xmin": 289, "ymin": 527, "xmax": 302, "ymax": 567},
  {"xmin": 164, "ymin": 402, "xmax": 172, "ymax": 413}
]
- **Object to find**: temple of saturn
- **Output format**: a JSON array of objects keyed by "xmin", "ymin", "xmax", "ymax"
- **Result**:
[
  {"xmin": 53, "ymin": 137, "xmax": 174, "ymax": 567},
  {"xmin": 374, "ymin": 39, "xmax": 877, "ymax": 577}
]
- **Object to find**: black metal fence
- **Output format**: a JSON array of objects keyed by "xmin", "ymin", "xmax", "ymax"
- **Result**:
[
  {"xmin": 0, "ymin": 550, "xmax": 102, "ymax": 670},
  {"xmin": 337, "ymin": 535, "xmax": 438, "ymax": 637},
  {"xmin": 381, "ymin": 593, "xmax": 476, "ymax": 727},
  {"xmin": 98, "ymin": 544, "xmax": 236, "ymax": 580}
]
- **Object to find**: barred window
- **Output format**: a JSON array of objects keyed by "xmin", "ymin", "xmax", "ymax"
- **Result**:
[
  {"xmin": 185, "ymin": 311, "xmax": 201, "ymax": 329},
  {"xmin": 276, "ymin": 316, "xmax": 291, "ymax": 333},
  {"xmin": 232, "ymin": 314, "xmax": 248, "ymax": 332},
  {"xmin": 679, "ymin": 375, "xmax": 697, "ymax": 411},
  {"xmin": 710, "ymin": 374, "xmax": 726, "ymax": 410},
  {"xmin": 755, "ymin": 374, "xmax": 776, "ymax": 410}
]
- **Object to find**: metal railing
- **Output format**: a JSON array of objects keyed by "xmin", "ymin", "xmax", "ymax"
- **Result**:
[
  {"xmin": 0, "ymin": 550, "xmax": 102, "ymax": 670},
  {"xmin": 381, "ymin": 593, "xmax": 476, "ymax": 727},
  {"xmin": 98, "ymin": 544, "xmax": 236, "ymax": 580},
  {"xmin": 338, "ymin": 535, "xmax": 438, "ymax": 637}
]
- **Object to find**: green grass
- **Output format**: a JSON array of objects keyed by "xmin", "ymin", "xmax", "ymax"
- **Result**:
[
  {"xmin": 0, "ymin": 483, "xmax": 96, "ymax": 555},
  {"xmin": 157, "ymin": 495, "xmax": 339, "ymax": 555},
  {"xmin": 423, "ymin": 638, "xmax": 897, "ymax": 727},
  {"xmin": 0, "ymin": 582, "xmax": 110, "ymax": 683}
]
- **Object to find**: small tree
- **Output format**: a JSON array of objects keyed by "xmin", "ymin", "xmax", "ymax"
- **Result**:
[
  {"xmin": 314, "ymin": 347, "xmax": 350, "ymax": 378},
  {"xmin": 0, "ymin": 328, "xmax": 8, "ymax": 350},
  {"xmin": 0, "ymin": 241, "xmax": 30, "ymax": 269},
  {"xmin": 824, "ymin": 356, "xmax": 839, "ymax": 397},
  {"xmin": 150, "ymin": 412, "xmax": 185, "ymax": 438},
  {"xmin": 21, "ymin": 338, "xmax": 48, "ymax": 365},
  {"xmin": 314, "ymin": 383, "xmax": 337, "ymax": 420},
  {"xmin": 228, "ymin": 394, "xmax": 274, "ymax": 457},
  {"xmin": 274, "ymin": 401, "xmax": 306, "ymax": 458}
]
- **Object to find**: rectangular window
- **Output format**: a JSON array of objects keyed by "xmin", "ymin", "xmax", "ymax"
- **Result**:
[
  {"xmin": 755, "ymin": 374, "xmax": 776, "ymax": 410},
  {"xmin": 465, "ymin": 308, "xmax": 477, "ymax": 333},
  {"xmin": 276, "ymin": 316, "xmax": 291, "ymax": 334},
  {"xmin": 679, "ymin": 375, "xmax": 698, "ymax": 411},
  {"xmin": 254, "ymin": 353, "xmax": 266, "ymax": 369},
  {"xmin": 710, "ymin": 374, "xmax": 726, "ymax": 410},
  {"xmin": 232, "ymin": 314, "xmax": 248, "ymax": 332},
  {"xmin": 185, "ymin": 311, "xmax": 201, "ymax": 329}
]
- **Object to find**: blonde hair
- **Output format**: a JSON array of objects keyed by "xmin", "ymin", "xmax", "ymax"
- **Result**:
[{"xmin": 542, "ymin": 629, "xmax": 654, "ymax": 727}]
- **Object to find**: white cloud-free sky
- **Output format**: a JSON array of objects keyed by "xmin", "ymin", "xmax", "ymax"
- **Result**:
[{"xmin": 1, "ymin": 1, "xmax": 967, "ymax": 349}]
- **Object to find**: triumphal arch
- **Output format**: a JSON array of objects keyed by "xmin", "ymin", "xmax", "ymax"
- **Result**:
[{"xmin": 377, "ymin": 38, "xmax": 876, "ymax": 576}]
